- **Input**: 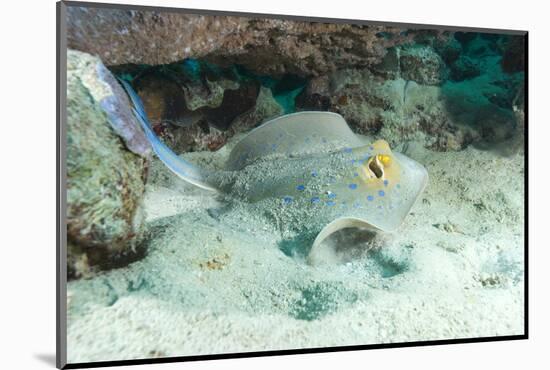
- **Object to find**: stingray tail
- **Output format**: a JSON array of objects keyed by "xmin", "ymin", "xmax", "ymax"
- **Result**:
[{"xmin": 118, "ymin": 78, "xmax": 220, "ymax": 191}]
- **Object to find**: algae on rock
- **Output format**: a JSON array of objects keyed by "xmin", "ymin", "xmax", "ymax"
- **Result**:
[{"xmin": 66, "ymin": 50, "xmax": 150, "ymax": 278}]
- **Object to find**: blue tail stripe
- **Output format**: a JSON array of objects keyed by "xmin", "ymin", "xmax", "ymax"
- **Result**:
[{"xmin": 118, "ymin": 78, "xmax": 217, "ymax": 190}]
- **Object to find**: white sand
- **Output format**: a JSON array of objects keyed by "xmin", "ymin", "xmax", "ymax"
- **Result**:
[{"xmin": 66, "ymin": 137, "xmax": 524, "ymax": 363}]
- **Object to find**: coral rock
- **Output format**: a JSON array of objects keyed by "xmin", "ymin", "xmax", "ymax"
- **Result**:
[
  {"xmin": 230, "ymin": 86, "xmax": 285, "ymax": 133},
  {"xmin": 399, "ymin": 45, "xmax": 445, "ymax": 85},
  {"xmin": 66, "ymin": 50, "xmax": 150, "ymax": 278},
  {"xmin": 66, "ymin": 6, "xmax": 413, "ymax": 76},
  {"xmin": 203, "ymin": 82, "xmax": 260, "ymax": 130},
  {"xmin": 133, "ymin": 72, "xmax": 200, "ymax": 127},
  {"xmin": 160, "ymin": 86, "xmax": 284, "ymax": 153},
  {"xmin": 449, "ymin": 56, "xmax": 481, "ymax": 81}
]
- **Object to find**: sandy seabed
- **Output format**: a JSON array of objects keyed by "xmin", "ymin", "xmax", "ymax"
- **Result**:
[{"xmin": 66, "ymin": 135, "xmax": 524, "ymax": 363}]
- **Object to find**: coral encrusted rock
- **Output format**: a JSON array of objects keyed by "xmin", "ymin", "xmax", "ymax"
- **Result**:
[
  {"xmin": 399, "ymin": 45, "xmax": 445, "ymax": 85},
  {"xmin": 66, "ymin": 6, "xmax": 414, "ymax": 77},
  {"xmin": 66, "ymin": 49, "xmax": 150, "ymax": 278}
]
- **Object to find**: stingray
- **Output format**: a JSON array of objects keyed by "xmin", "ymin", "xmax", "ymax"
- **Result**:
[{"xmin": 119, "ymin": 79, "xmax": 428, "ymax": 262}]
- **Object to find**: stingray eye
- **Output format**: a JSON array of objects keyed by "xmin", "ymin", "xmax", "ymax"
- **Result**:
[
  {"xmin": 365, "ymin": 154, "xmax": 392, "ymax": 179},
  {"xmin": 367, "ymin": 156, "xmax": 384, "ymax": 178}
]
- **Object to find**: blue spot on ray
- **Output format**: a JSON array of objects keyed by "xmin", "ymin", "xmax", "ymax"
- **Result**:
[
  {"xmin": 326, "ymin": 200, "xmax": 336, "ymax": 206},
  {"xmin": 383, "ymin": 180, "xmax": 389, "ymax": 186},
  {"xmin": 348, "ymin": 183, "xmax": 358, "ymax": 190},
  {"xmin": 327, "ymin": 193, "xmax": 337, "ymax": 199},
  {"xmin": 353, "ymin": 172, "xmax": 359, "ymax": 177},
  {"xmin": 311, "ymin": 197, "xmax": 321, "ymax": 204},
  {"xmin": 311, "ymin": 171, "xmax": 318, "ymax": 177},
  {"xmin": 282, "ymin": 196, "xmax": 293, "ymax": 205},
  {"xmin": 296, "ymin": 184, "xmax": 305, "ymax": 191},
  {"xmin": 379, "ymin": 190, "xmax": 385, "ymax": 197},
  {"xmin": 367, "ymin": 195, "xmax": 374, "ymax": 201}
]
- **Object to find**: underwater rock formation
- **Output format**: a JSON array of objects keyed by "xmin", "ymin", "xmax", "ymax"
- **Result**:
[
  {"xmin": 129, "ymin": 69, "xmax": 260, "ymax": 147},
  {"xmin": 112, "ymin": 57, "xmax": 293, "ymax": 153},
  {"xmin": 153, "ymin": 86, "xmax": 284, "ymax": 153},
  {"xmin": 66, "ymin": 6, "xmax": 413, "ymax": 77},
  {"xmin": 66, "ymin": 50, "xmax": 150, "ymax": 278},
  {"xmin": 126, "ymin": 67, "xmax": 276, "ymax": 153},
  {"xmin": 67, "ymin": 4, "xmax": 524, "ymax": 155},
  {"xmin": 202, "ymin": 81, "xmax": 261, "ymax": 130},
  {"xmin": 398, "ymin": 45, "xmax": 445, "ymax": 85},
  {"xmin": 112, "ymin": 31, "xmax": 524, "ymax": 153},
  {"xmin": 230, "ymin": 87, "xmax": 285, "ymax": 132},
  {"xmin": 132, "ymin": 72, "xmax": 198, "ymax": 128},
  {"xmin": 296, "ymin": 33, "xmax": 524, "ymax": 151},
  {"xmin": 297, "ymin": 68, "xmax": 471, "ymax": 150}
]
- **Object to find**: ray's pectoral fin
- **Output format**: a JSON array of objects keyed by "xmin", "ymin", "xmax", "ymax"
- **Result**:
[
  {"xmin": 307, "ymin": 217, "xmax": 384, "ymax": 265},
  {"xmin": 308, "ymin": 145, "xmax": 428, "ymax": 265},
  {"xmin": 226, "ymin": 111, "xmax": 364, "ymax": 170}
]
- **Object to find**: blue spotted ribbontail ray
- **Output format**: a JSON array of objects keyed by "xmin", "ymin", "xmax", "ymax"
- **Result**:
[{"xmin": 119, "ymin": 79, "xmax": 428, "ymax": 264}]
